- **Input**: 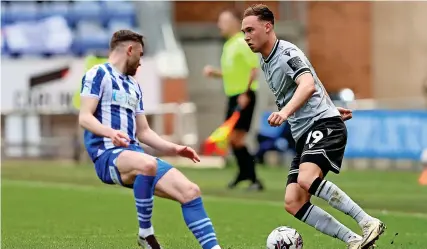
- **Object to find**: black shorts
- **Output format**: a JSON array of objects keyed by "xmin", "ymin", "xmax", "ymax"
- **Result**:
[
  {"xmin": 225, "ymin": 90, "xmax": 256, "ymax": 132},
  {"xmin": 287, "ymin": 116, "xmax": 347, "ymax": 185}
]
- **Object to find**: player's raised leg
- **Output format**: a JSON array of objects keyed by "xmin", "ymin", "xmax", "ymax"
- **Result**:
[
  {"xmin": 111, "ymin": 150, "xmax": 161, "ymax": 249},
  {"xmin": 285, "ymin": 170, "xmax": 363, "ymax": 248},
  {"xmin": 154, "ymin": 165, "xmax": 221, "ymax": 249},
  {"xmin": 299, "ymin": 163, "xmax": 385, "ymax": 248}
]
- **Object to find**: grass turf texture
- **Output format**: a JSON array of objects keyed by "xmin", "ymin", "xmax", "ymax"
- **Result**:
[{"xmin": 2, "ymin": 161, "xmax": 427, "ymax": 249}]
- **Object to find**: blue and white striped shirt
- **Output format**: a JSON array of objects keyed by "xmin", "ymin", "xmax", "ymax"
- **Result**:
[{"xmin": 80, "ymin": 62, "xmax": 144, "ymax": 161}]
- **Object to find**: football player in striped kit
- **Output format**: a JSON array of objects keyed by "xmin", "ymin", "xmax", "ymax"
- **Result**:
[{"xmin": 79, "ymin": 30, "xmax": 222, "ymax": 249}]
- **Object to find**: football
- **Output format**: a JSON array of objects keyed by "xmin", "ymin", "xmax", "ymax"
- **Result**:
[{"xmin": 266, "ymin": 226, "xmax": 303, "ymax": 249}]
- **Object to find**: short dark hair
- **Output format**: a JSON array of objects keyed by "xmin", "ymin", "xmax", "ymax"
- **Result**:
[
  {"xmin": 110, "ymin": 30, "xmax": 144, "ymax": 51},
  {"xmin": 243, "ymin": 4, "xmax": 275, "ymax": 25},
  {"xmin": 222, "ymin": 8, "xmax": 243, "ymax": 22}
]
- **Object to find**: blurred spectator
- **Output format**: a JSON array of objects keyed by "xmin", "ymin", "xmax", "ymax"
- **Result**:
[
  {"xmin": 4, "ymin": 16, "xmax": 73, "ymax": 55},
  {"xmin": 1, "ymin": 1, "xmax": 137, "ymax": 57}
]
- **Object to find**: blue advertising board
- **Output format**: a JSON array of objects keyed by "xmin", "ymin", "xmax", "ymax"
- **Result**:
[{"xmin": 345, "ymin": 110, "xmax": 427, "ymax": 160}]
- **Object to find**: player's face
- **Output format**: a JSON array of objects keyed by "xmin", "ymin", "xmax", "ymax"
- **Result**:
[
  {"xmin": 125, "ymin": 43, "xmax": 143, "ymax": 76},
  {"xmin": 241, "ymin": 16, "xmax": 270, "ymax": 53},
  {"xmin": 217, "ymin": 11, "xmax": 237, "ymax": 38}
]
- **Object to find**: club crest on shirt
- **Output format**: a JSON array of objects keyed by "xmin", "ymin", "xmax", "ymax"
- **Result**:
[{"xmin": 283, "ymin": 47, "xmax": 297, "ymax": 57}]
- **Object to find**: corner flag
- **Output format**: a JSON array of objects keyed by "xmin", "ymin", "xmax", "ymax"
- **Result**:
[{"xmin": 202, "ymin": 107, "xmax": 241, "ymax": 156}]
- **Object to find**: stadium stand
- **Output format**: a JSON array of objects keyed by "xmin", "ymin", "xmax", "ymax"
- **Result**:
[{"xmin": 1, "ymin": 1, "xmax": 139, "ymax": 56}]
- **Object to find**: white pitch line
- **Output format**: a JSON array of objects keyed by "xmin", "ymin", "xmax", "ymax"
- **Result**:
[{"xmin": 3, "ymin": 179, "xmax": 427, "ymax": 219}]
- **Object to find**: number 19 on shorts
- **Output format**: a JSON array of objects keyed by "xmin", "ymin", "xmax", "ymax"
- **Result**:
[{"xmin": 305, "ymin": 130, "xmax": 324, "ymax": 145}]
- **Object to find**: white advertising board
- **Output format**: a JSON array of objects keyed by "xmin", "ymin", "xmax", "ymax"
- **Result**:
[
  {"xmin": 1, "ymin": 57, "xmax": 162, "ymax": 157},
  {"xmin": 1, "ymin": 57, "xmax": 161, "ymax": 114}
]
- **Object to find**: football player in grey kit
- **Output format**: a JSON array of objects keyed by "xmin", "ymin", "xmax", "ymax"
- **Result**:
[{"xmin": 241, "ymin": 4, "xmax": 385, "ymax": 249}]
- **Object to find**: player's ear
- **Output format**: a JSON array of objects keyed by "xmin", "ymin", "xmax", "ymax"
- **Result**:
[
  {"xmin": 265, "ymin": 22, "xmax": 273, "ymax": 33},
  {"xmin": 126, "ymin": 44, "xmax": 133, "ymax": 56}
]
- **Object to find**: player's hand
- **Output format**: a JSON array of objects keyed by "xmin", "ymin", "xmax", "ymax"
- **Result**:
[
  {"xmin": 176, "ymin": 145, "xmax": 201, "ymax": 163},
  {"xmin": 108, "ymin": 129, "xmax": 130, "ymax": 147},
  {"xmin": 203, "ymin": 65, "xmax": 216, "ymax": 78},
  {"xmin": 268, "ymin": 111, "xmax": 287, "ymax": 127},
  {"xmin": 337, "ymin": 107, "xmax": 353, "ymax": 121},
  {"xmin": 237, "ymin": 93, "xmax": 250, "ymax": 109}
]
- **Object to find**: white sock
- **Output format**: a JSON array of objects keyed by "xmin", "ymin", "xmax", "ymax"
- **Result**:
[
  {"xmin": 358, "ymin": 215, "xmax": 374, "ymax": 227},
  {"xmin": 348, "ymin": 234, "xmax": 362, "ymax": 243},
  {"xmin": 211, "ymin": 246, "xmax": 221, "ymax": 249},
  {"xmin": 299, "ymin": 203, "xmax": 360, "ymax": 244},
  {"xmin": 139, "ymin": 226, "xmax": 154, "ymax": 238},
  {"xmin": 315, "ymin": 180, "xmax": 373, "ymax": 225}
]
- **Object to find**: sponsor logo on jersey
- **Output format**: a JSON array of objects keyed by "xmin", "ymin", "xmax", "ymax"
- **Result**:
[{"xmin": 112, "ymin": 90, "xmax": 138, "ymax": 109}]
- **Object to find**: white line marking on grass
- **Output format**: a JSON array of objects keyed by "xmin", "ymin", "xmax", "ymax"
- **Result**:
[{"xmin": 3, "ymin": 179, "xmax": 427, "ymax": 219}]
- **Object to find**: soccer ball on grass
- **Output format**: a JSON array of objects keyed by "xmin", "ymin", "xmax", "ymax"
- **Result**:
[{"xmin": 266, "ymin": 226, "xmax": 303, "ymax": 249}]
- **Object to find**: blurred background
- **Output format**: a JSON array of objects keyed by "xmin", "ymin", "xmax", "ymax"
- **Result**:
[
  {"xmin": 1, "ymin": 0, "xmax": 426, "ymax": 168},
  {"xmin": 1, "ymin": 1, "xmax": 427, "ymax": 248}
]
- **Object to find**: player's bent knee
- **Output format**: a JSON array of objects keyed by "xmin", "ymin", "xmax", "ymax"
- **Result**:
[
  {"xmin": 181, "ymin": 183, "xmax": 201, "ymax": 204},
  {"xmin": 297, "ymin": 162, "xmax": 323, "ymax": 191},
  {"xmin": 296, "ymin": 176, "xmax": 312, "ymax": 192},
  {"xmin": 284, "ymin": 193, "xmax": 303, "ymax": 215},
  {"xmin": 133, "ymin": 155, "xmax": 158, "ymax": 176}
]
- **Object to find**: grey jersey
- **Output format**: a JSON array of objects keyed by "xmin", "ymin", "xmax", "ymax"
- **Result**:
[{"xmin": 260, "ymin": 40, "xmax": 340, "ymax": 142}]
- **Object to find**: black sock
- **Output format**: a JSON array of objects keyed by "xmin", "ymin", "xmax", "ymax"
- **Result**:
[
  {"xmin": 233, "ymin": 146, "xmax": 257, "ymax": 183},
  {"xmin": 232, "ymin": 147, "xmax": 247, "ymax": 182}
]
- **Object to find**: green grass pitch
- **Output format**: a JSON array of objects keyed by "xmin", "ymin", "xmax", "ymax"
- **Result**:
[{"xmin": 2, "ymin": 161, "xmax": 427, "ymax": 249}]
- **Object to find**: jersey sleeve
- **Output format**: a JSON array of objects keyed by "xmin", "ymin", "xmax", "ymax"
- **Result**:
[
  {"xmin": 136, "ymin": 84, "xmax": 144, "ymax": 115},
  {"xmin": 279, "ymin": 47, "xmax": 312, "ymax": 81},
  {"xmin": 80, "ymin": 65, "xmax": 107, "ymax": 99}
]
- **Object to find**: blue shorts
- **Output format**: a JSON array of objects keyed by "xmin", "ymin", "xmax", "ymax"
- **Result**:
[{"xmin": 93, "ymin": 144, "xmax": 173, "ymax": 190}]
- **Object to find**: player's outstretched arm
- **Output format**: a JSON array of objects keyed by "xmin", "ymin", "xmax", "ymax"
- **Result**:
[
  {"xmin": 136, "ymin": 114, "xmax": 181, "ymax": 154},
  {"xmin": 136, "ymin": 114, "xmax": 200, "ymax": 162}
]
